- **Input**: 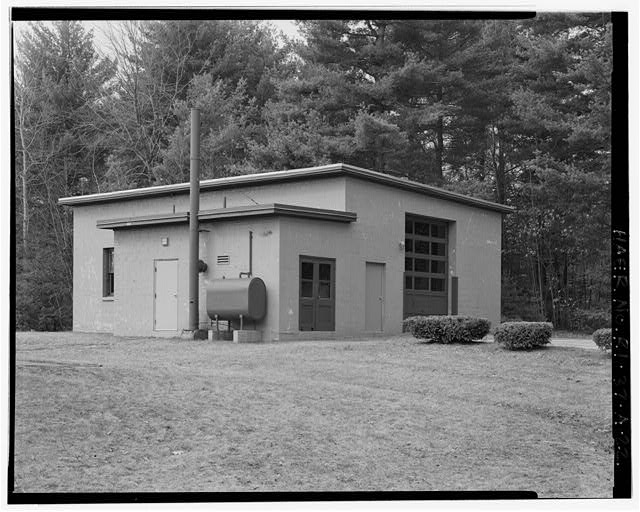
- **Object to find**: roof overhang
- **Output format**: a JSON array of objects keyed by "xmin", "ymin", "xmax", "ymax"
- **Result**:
[
  {"xmin": 96, "ymin": 213, "xmax": 189, "ymax": 230},
  {"xmin": 97, "ymin": 203, "xmax": 357, "ymax": 230},
  {"xmin": 62, "ymin": 163, "xmax": 514, "ymax": 214}
]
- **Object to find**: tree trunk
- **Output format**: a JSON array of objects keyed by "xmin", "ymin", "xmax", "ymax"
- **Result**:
[
  {"xmin": 548, "ymin": 263, "xmax": 557, "ymax": 326},
  {"xmin": 435, "ymin": 116, "xmax": 444, "ymax": 180},
  {"xmin": 434, "ymin": 86, "xmax": 444, "ymax": 180},
  {"xmin": 17, "ymin": 110, "xmax": 30, "ymax": 259},
  {"xmin": 21, "ymin": 152, "xmax": 29, "ymax": 258},
  {"xmin": 536, "ymin": 243, "xmax": 545, "ymax": 320},
  {"xmin": 495, "ymin": 130, "xmax": 506, "ymax": 204}
]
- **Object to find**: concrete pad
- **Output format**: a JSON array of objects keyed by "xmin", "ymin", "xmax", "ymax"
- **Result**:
[
  {"xmin": 180, "ymin": 329, "xmax": 209, "ymax": 340},
  {"xmin": 482, "ymin": 334, "xmax": 597, "ymax": 350},
  {"xmin": 208, "ymin": 330, "xmax": 233, "ymax": 341},
  {"xmin": 233, "ymin": 330, "xmax": 263, "ymax": 343},
  {"xmin": 550, "ymin": 338, "xmax": 598, "ymax": 351}
]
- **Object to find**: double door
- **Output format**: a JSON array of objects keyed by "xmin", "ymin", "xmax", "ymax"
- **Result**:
[{"xmin": 299, "ymin": 257, "xmax": 335, "ymax": 331}]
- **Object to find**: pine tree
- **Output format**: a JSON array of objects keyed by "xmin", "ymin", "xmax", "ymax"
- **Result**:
[
  {"xmin": 100, "ymin": 20, "xmax": 285, "ymax": 188},
  {"xmin": 14, "ymin": 21, "xmax": 114, "ymax": 329},
  {"xmin": 500, "ymin": 13, "xmax": 612, "ymax": 326}
]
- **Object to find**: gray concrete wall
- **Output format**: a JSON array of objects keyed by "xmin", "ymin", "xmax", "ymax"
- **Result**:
[
  {"xmin": 344, "ymin": 177, "xmax": 503, "ymax": 330},
  {"xmin": 114, "ymin": 224, "xmax": 189, "ymax": 337},
  {"xmin": 201, "ymin": 218, "xmax": 280, "ymax": 340},
  {"xmin": 275, "ymin": 178, "xmax": 502, "ymax": 340},
  {"xmin": 72, "ymin": 206, "xmax": 115, "ymax": 333},
  {"xmin": 71, "ymin": 197, "xmax": 193, "ymax": 333},
  {"xmin": 198, "ymin": 178, "xmax": 347, "ymax": 211},
  {"xmin": 277, "ymin": 217, "xmax": 362, "ymax": 340},
  {"xmin": 70, "ymin": 177, "xmax": 345, "ymax": 335},
  {"xmin": 110, "ymin": 217, "xmax": 280, "ymax": 337}
]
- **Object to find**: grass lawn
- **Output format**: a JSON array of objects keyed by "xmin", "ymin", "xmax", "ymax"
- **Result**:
[{"xmin": 13, "ymin": 332, "xmax": 612, "ymax": 497}]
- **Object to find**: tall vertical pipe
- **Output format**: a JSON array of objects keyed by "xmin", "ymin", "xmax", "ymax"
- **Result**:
[
  {"xmin": 188, "ymin": 108, "xmax": 200, "ymax": 331},
  {"xmin": 249, "ymin": 231, "xmax": 253, "ymax": 277}
]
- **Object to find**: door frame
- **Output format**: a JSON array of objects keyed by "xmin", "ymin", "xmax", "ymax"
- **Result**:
[{"xmin": 153, "ymin": 258, "xmax": 179, "ymax": 331}]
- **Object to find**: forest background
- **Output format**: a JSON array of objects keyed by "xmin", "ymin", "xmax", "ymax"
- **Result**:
[{"xmin": 13, "ymin": 15, "xmax": 612, "ymax": 332}]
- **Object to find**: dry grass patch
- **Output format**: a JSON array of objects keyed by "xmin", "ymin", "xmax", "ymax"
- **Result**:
[{"xmin": 13, "ymin": 332, "xmax": 612, "ymax": 496}]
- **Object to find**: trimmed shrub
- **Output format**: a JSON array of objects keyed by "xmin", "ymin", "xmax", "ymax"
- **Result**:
[
  {"xmin": 460, "ymin": 316, "xmax": 492, "ymax": 340},
  {"xmin": 404, "ymin": 315, "xmax": 491, "ymax": 344},
  {"xmin": 592, "ymin": 328, "xmax": 612, "ymax": 353},
  {"xmin": 402, "ymin": 316, "xmax": 422, "ymax": 334},
  {"xmin": 494, "ymin": 322, "xmax": 553, "ymax": 350}
]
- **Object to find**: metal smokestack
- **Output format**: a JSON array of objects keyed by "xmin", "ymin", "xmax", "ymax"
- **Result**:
[{"xmin": 188, "ymin": 108, "xmax": 200, "ymax": 332}]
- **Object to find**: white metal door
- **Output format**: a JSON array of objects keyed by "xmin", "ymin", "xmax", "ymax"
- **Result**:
[
  {"xmin": 154, "ymin": 259, "xmax": 178, "ymax": 331},
  {"xmin": 365, "ymin": 262, "xmax": 385, "ymax": 332}
]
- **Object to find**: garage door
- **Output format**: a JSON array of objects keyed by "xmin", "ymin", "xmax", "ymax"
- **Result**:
[{"xmin": 403, "ymin": 215, "xmax": 448, "ymax": 317}]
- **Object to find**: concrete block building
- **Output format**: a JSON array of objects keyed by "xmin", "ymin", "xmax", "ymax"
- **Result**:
[{"xmin": 59, "ymin": 163, "xmax": 512, "ymax": 340}]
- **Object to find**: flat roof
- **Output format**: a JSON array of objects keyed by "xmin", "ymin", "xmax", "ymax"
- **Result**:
[
  {"xmin": 61, "ymin": 163, "xmax": 513, "ymax": 214},
  {"xmin": 96, "ymin": 203, "xmax": 357, "ymax": 229}
]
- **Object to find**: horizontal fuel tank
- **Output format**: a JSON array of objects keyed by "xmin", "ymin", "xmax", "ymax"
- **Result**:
[{"xmin": 206, "ymin": 277, "xmax": 267, "ymax": 321}]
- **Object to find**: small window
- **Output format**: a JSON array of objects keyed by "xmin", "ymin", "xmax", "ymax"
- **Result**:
[
  {"xmin": 405, "ymin": 275, "xmax": 412, "ymax": 290},
  {"xmin": 301, "ymin": 280, "xmax": 313, "ymax": 298},
  {"xmin": 301, "ymin": 261, "xmax": 314, "ymax": 280},
  {"xmin": 431, "ymin": 224, "xmax": 446, "ymax": 239},
  {"xmin": 405, "ymin": 239, "xmax": 413, "ymax": 252},
  {"xmin": 318, "ymin": 262, "xmax": 332, "ymax": 298},
  {"xmin": 103, "ymin": 248, "xmax": 114, "ymax": 297},
  {"xmin": 414, "ymin": 221, "xmax": 430, "ymax": 236},
  {"xmin": 318, "ymin": 263, "xmax": 331, "ymax": 281},
  {"xmin": 318, "ymin": 282, "xmax": 331, "ymax": 298},
  {"xmin": 405, "ymin": 219, "xmax": 413, "ymax": 234},
  {"xmin": 405, "ymin": 257, "xmax": 413, "ymax": 271},
  {"xmin": 431, "ymin": 260, "xmax": 446, "ymax": 274},
  {"xmin": 414, "ymin": 258, "xmax": 428, "ymax": 272},
  {"xmin": 431, "ymin": 278, "xmax": 445, "ymax": 292},
  {"xmin": 431, "ymin": 242, "xmax": 446, "ymax": 256},
  {"xmin": 414, "ymin": 277, "xmax": 429, "ymax": 290},
  {"xmin": 415, "ymin": 240, "xmax": 430, "ymax": 254}
]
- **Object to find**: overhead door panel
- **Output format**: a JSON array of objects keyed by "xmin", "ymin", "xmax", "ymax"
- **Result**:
[{"xmin": 403, "ymin": 216, "xmax": 448, "ymax": 318}]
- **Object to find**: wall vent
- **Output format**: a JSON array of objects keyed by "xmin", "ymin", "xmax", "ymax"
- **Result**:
[{"xmin": 217, "ymin": 255, "xmax": 230, "ymax": 265}]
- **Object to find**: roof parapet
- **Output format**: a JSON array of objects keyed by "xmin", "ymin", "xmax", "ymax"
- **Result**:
[{"xmin": 63, "ymin": 163, "xmax": 514, "ymax": 214}]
